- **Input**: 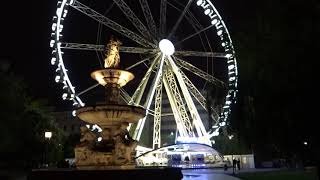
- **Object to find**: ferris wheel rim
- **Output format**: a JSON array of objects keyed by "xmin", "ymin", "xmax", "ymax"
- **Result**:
[{"xmin": 50, "ymin": 0, "xmax": 238, "ymax": 145}]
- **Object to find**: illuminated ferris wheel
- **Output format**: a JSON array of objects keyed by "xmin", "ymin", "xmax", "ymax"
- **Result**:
[{"xmin": 50, "ymin": 0, "xmax": 238, "ymax": 148}]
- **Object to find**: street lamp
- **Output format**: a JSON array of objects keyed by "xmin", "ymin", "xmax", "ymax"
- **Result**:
[
  {"xmin": 45, "ymin": 131, "xmax": 52, "ymax": 140},
  {"xmin": 44, "ymin": 131, "xmax": 52, "ymax": 167}
]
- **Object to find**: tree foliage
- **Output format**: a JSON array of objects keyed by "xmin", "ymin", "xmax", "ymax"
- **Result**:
[
  {"xmin": 0, "ymin": 66, "xmax": 65, "ymax": 168},
  {"xmin": 209, "ymin": 0, "xmax": 319, "ymax": 165}
]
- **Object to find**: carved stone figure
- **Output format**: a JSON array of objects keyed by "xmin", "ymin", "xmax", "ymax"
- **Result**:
[
  {"xmin": 112, "ymin": 122, "xmax": 138, "ymax": 165},
  {"xmin": 104, "ymin": 36, "xmax": 122, "ymax": 68},
  {"xmin": 77, "ymin": 126, "xmax": 96, "ymax": 149}
]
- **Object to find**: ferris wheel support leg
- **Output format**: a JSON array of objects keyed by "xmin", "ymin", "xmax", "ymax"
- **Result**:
[
  {"xmin": 129, "ymin": 53, "xmax": 161, "ymax": 106},
  {"xmin": 167, "ymin": 56, "xmax": 211, "ymax": 144},
  {"xmin": 152, "ymin": 77, "xmax": 163, "ymax": 149},
  {"xmin": 133, "ymin": 55, "xmax": 166, "ymax": 140},
  {"xmin": 163, "ymin": 67, "xmax": 195, "ymax": 137}
]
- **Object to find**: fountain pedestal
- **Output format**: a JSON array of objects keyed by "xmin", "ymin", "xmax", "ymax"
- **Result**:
[{"xmin": 71, "ymin": 38, "xmax": 146, "ymax": 167}]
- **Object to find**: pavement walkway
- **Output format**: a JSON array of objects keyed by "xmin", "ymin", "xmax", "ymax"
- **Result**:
[{"xmin": 182, "ymin": 169, "xmax": 241, "ymax": 180}]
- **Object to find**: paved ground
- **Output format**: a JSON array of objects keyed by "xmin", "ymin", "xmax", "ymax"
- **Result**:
[
  {"xmin": 182, "ymin": 169, "xmax": 241, "ymax": 180},
  {"xmin": 182, "ymin": 168, "xmax": 284, "ymax": 180}
]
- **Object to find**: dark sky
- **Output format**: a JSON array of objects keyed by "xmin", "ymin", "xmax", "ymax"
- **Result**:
[{"xmin": 3, "ymin": 0, "xmax": 318, "ymax": 110}]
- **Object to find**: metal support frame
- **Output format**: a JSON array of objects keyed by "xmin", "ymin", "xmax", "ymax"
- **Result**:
[
  {"xmin": 168, "ymin": 0, "xmax": 193, "ymax": 38},
  {"xmin": 133, "ymin": 55, "xmax": 166, "ymax": 140},
  {"xmin": 152, "ymin": 79, "xmax": 162, "ymax": 149},
  {"xmin": 129, "ymin": 53, "xmax": 161, "ymax": 105},
  {"xmin": 112, "ymin": 0, "xmax": 155, "ymax": 42},
  {"xmin": 163, "ymin": 66, "xmax": 193, "ymax": 137},
  {"xmin": 70, "ymin": 0, "xmax": 155, "ymax": 48},
  {"xmin": 175, "ymin": 57, "xmax": 225, "ymax": 86},
  {"xmin": 167, "ymin": 56, "xmax": 210, "ymax": 144},
  {"xmin": 180, "ymin": 71, "xmax": 220, "ymax": 124},
  {"xmin": 174, "ymin": 50, "xmax": 230, "ymax": 58},
  {"xmin": 139, "ymin": 0, "xmax": 157, "ymax": 38},
  {"xmin": 60, "ymin": 42, "xmax": 158, "ymax": 54},
  {"xmin": 159, "ymin": 0, "xmax": 167, "ymax": 37}
]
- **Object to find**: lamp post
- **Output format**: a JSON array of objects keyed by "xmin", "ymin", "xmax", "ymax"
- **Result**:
[
  {"xmin": 228, "ymin": 134, "xmax": 235, "ymax": 174},
  {"xmin": 44, "ymin": 131, "xmax": 52, "ymax": 167}
]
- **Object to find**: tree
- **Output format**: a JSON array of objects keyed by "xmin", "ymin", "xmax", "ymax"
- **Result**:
[
  {"xmin": 208, "ymin": 0, "xmax": 319, "ymax": 167},
  {"xmin": 0, "ymin": 61, "xmax": 65, "ymax": 168}
]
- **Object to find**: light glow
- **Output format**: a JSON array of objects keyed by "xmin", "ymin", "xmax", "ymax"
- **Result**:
[
  {"xmin": 72, "ymin": 110, "xmax": 76, "ymax": 116},
  {"xmin": 159, "ymin": 39, "xmax": 175, "ymax": 56},
  {"xmin": 45, "ymin": 132, "xmax": 52, "ymax": 139}
]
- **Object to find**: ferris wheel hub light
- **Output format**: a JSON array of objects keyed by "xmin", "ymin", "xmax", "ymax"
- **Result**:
[{"xmin": 159, "ymin": 39, "xmax": 175, "ymax": 56}]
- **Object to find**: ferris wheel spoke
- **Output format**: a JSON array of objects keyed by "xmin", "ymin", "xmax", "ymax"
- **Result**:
[
  {"xmin": 125, "ymin": 54, "xmax": 158, "ymax": 71},
  {"xmin": 75, "ymin": 83, "xmax": 100, "ymax": 97},
  {"xmin": 120, "ymin": 87, "xmax": 131, "ymax": 104},
  {"xmin": 70, "ymin": 0, "xmax": 155, "ymax": 48},
  {"xmin": 167, "ymin": 1, "xmax": 201, "ymax": 30},
  {"xmin": 129, "ymin": 54, "xmax": 161, "ymax": 105},
  {"xmin": 60, "ymin": 42, "xmax": 104, "ymax": 51},
  {"xmin": 112, "ymin": 0, "xmax": 156, "ymax": 43},
  {"xmin": 139, "ymin": 0, "xmax": 158, "ymax": 38},
  {"xmin": 174, "ymin": 57, "xmax": 225, "ymax": 87},
  {"xmin": 159, "ymin": 0, "xmax": 167, "ymax": 37},
  {"xmin": 163, "ymin": 67, "xmax": 193, "ymax": 137},
  {"xmin": 175, "ymin": 24, "xmax": 215, "ymax": 45},
  {"xmin": 120, "ymin": 47, "xmax": 159, "ymax": 54},
  {"xmin": 180, "ymin": 70, "xmax": 220, "ymax": 123},
  {"xmin": 168, "ymin": 0, "xmax": 193, "ymax": 39},
  {"xmin": 60, "ymin": 42, "xmax": 157, "ymax": 54},
  {"xmin": 167, "ymin": 56, "xmax": 209, "ymax": 139},
  {"xmin": 175, "ymin": 50, "xmax": 231, "ymax": 58},
  {"xmin": 133, "ymin": 54, "xmax": 167, "ymax": 140}
]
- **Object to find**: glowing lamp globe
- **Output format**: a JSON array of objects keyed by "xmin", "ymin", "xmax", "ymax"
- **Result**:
[
  {"xmin": 159, "ymin": 39, "xmax": 175, "ymax": 56},
  {"xmin": 45, "ymin": 131, "xmax": 52, "ymax": 139}
]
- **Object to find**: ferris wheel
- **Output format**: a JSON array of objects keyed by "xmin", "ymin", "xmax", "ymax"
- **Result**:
[{"xmin": 51, "ymin": 0, "xmax": 238, "ymax": 148}]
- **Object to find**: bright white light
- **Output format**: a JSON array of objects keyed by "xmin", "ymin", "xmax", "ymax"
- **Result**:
[
  {"xmin": 303, "ymin": 141, "xmax": 308, "ymax": 145},
  {"xmin": 45, "ymin": 132, "xmax": 52, "ymax": 139},
  {"xmin": 98, "ymin": 137, "xmax": 102, "ymax": 142},
  {"xmin": 219, "ymin": 122, "xmax": 226, "ymax": 126},
  {"xmin": 55, "ymin": 75, "xmax": 61, "ymax": 83},
  {"xmin": 51, "ymin": 57, "xmax": 57, "ymax": 65},
  {"xmin": 92, "ymin": 124, "xmax": 102, "ymax": 132},
  {"xmin": 229, "ymin": 77, "xmax": 236, "ymax": 81},
  {"xmin": 176, "ymin": 136, "xmax": 198, "ymax": 143},
  {"xmin": 196, "ymin": 0, "xmax": 202, "ymax": 6},
  {"xmin": 225, "ymin": 54, "xmax": 232, "ymax": 58},
  {"xmin": 212, "ymin": 131, "xmax": 219, "ymax": 136},
  {"xmin": 50, "ymin": 40, "xmax": 55, "ymax": 47},
  {"xmin": 159, "ymin": 39, "xmax": 175, "ymax": 56},
  {"xmin": 204, "ymin": 9, "xmax": 210, "ymax": 15},
  {"xmin": 228, "ymin": 135, "xmax": 234, "ymax": 140},
  {"xmin": 72, "ymin": 110, "xmax": 76, "ymax": 117},
  {"xmin": 228, "ymin": 64, "xmax": 235, "ymax": 70},
  {"xmin": 52, "ymin": 23, "xmax": 57, "ymax": 31},
  {"xmin": 211, "ymin": 19, "xmax": 218, "ymax": 25},
  {"xmin": 211, "ymin": 140, "xmax": 215, "ymax": 144}
]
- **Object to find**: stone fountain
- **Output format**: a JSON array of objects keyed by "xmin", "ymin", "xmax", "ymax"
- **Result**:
[
  {"xmin": 29, "ymin": 36, "xmax": 182, "ymax": 180},
  {"xmin": 74, "ymin": 37, "xmax": 145, "ymax": 167}
]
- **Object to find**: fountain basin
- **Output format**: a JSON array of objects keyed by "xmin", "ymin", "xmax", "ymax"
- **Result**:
[
  {"xmin": 91, "ymin": 69, "xmax": 134, "ymax": 87},
  {"xmin": 76, "ymin": 104, "xmax": 145, "ymax": 126}
]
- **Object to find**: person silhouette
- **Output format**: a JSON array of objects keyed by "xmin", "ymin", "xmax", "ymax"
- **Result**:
[
  {"xmin": 237, "ymin": 159, "xmax": 241, "ymax": 170},
  {"xmin": 232, "ymin": 158, "xmax": 237, "ymax": 172}
]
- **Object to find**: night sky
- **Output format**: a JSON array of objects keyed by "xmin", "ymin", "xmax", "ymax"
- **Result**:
[{"xmin": 3, "ymin": 0, "xmax": 318, "ymax": 110}]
